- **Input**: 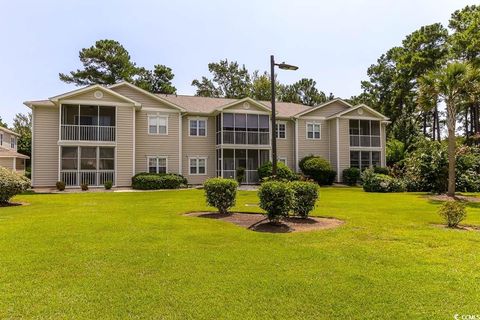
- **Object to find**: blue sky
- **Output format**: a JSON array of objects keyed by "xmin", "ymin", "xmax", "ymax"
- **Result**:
[{"xmin": 0, "ymin": 0, "xmax": 474, "ymax": 126}]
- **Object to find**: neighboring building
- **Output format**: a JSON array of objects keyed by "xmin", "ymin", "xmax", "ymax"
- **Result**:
[
  {"xmin": 0, "ymin": 125, "xmax": 29, "ymax": 174},
  {"xmin": 24, "ymin": 81, "xmax": 389, "ymax": 188}
]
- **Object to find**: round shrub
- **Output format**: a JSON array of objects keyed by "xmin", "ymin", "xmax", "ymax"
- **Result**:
[
  {"xmin": 361, "ymin": 169, "xmax": 405, "ymax": 193},
  {"xmin": 104, "ymin": 180, "xmax": 113, "ymax": 190},
  {"xmin": 258, "ymin": 181, "xmax": 294, "ymax": 223},
  {"xmin": 373, "ymin": 166, "xmax": 389, "ymax": 175},
  {"xmin": 289, "ymin": 181, "xmax": 319, "ymax": 218},
  {"xmin": 81, "ymin": 183, "xmax": 89, "ymax": 191},
  {"xmin": 342, "ymin": 167, "xmax": 361, "ymax": 186},
  {"xmin": 132, "ymin": 173, "xmax": 187, "ymax": 190},
  {"xmin": 257, "ymin": 161, "xmax": 297, "ymax": 181},
  {"xmin": 56, "ymin": 181, "xmax": 66, "ymax": 191},
  {"xmin": 438, "ymin": 201, "xmax": 466, "ymax": 228},
  {"xmin": 204, "ymin": 178, "xmax": 238, "ymax": 214},
  {"xmin": 299, "ymin": 156, "xmax": 336, "ymax": 185},
  {"xmin": 0, "ymin": 167, "xmax": 30, "ymax": 203}
]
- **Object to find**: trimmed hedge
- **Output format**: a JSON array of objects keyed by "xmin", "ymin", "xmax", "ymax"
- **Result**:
[
  {"xmin": 373, "ymin": 166, "xmax": 389, "ymax": 175},
  {"xmin": 290, "ymin": 181, "xmax": 319, "ymax": 218},
  {"xmin": 361, "ymin": 169, "xmax": 405, "ymax": 193},
  {"xmin": 257, "ymin": 161, "xmax": 297, "ymax": 181},
  {"xmin": 132, "ymin": 172, "xmax": 187, "ymax": 190},
  {"xmin": 204, "ymin": 178, "xmax": 238, "ymax": 214},
  {"xmin": 299, "ymin": 156, "xmax": 336, "ymax": 185},
  {"xmin": 258, "ymin": 181, "xmax": 294, "ymax": 223},
  {"xmin": 0, "ymin": 167, "xmax": 30, "ymax": 203},
  {"xmin": 342, "ymin": 167, "xmax": 361, "ymax": 186}
]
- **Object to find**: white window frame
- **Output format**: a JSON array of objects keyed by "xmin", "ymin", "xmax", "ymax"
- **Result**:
[
  {"xmin": 147, "ymin": 115, "xmax": 168, "ymax": 135},
  {"xmin": 278, "ymin": 157, "xmax": 287, "ymax": 166},
  {"xmin": 10, "ymin": 136, "xmax": 16, "ymax": 149},
  {"xmin": 188, "ymin": 118, "xmax": 207, "ymax": 137},
  {"xmin": 146, "ymin": 156, "xmax": 168, "ymax": 173},
  {"xmin": 306, "ymin": 122, "xmax": 321, "ymax": 140},
  {"xmin": 189, "ymin": 157, "xmax": 207, "ymax": 175},
  {"xmin": 276, "ymin": 121, "xmax": 287, "ymax": 139}
]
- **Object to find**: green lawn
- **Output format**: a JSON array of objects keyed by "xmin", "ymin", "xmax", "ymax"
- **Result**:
[{"xmin": 1, "ymin": 188, "xmax": 479, "ymax": 319}]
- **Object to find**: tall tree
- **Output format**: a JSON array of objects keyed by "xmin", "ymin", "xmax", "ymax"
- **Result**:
[
  {"xmin": 12, "ymin": 113, "xmax": 32, "ymax": 158},
  {"xmin": 192, "ymin": 59, "xmax": 252, "ymax": 98},
  {"xmin": 251, "ymin": 71, "xmax": 274, "ymax": 101},
  {"xmin": 0, "ymin": 116, "xmax": 8, "ymax": 128},
  {"xmin": 419, "ymin": 62, "xmax": 480, "ymax": 196},
  {"xmin": 135, "ymin": 65, "xmax": 177, "ymax": 94}
]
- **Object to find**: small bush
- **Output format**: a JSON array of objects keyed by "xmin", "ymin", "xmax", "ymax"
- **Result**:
[
  {"xmin": 361, "ymin": 169, "xmax": 405, "ymax": 193},
  {"xmin": 104, "ymin": 180, "xmax": 113, "ymax": 190},
  {"xmin": 290, "ymin": 181, "xmax": 319, "ymax": 218},
  {"xmin": 257, "ymin": 161, "xmax": 297, "ymax": 181},
  {"xmin": 299, "ymin": 156, "xmax": 336, "ymax": 185},
  {"xmin": 204, "ymin": 178, "xmax": 238, "ymax": 214},
  {"xmin": 438, "ymin": 201, "xmax": 466, "ymax": 228},
  {"xmin": 56, "ymin": 181, "xmax": 66, "ymax": 191},
  {"xmin": 132, "ymin": 173, "xmax": 187, "ymax": 190},
  {"xmin": 258, "ymin": 181, "xmax": 294, "ymax": 223},
  {"xmin": 0, "ymin": 167, "xmax": 30, "ymax": 203},
  {"xmin": 373, "ymin": 166, "xmax": 389, "ymax": 175},
  {"xmin": 81, "ymin": 183, "xmax": 88, "ymax": 191},
  {"xmin": 342, "ymin": 168, "xmax": 361, "ymax": 186},
  {"xmin": 236, "ymin": 167, "xmax": 245, "ymax": 185}
]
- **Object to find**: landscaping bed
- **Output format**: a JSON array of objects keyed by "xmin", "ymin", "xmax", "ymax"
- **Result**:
[{"xmin": 185, "ymin": 211, "xmax": 344, "ymax": 233}]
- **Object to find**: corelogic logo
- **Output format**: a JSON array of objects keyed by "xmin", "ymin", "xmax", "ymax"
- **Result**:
[{"xmin": 454, "ymin": 314, "xmax": 480, "ymax": 320}]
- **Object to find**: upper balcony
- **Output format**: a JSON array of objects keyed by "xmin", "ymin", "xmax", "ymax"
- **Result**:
[
  {"xmin": 61, "ymin": 104, "xmax": 116, "ymax": 142},
  {"xmin": 216, "ymin": 113, "xmax": 270, "ymax": 146}
]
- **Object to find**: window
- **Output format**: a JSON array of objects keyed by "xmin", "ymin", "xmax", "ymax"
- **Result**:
[
  {"xmin": 220, "ymin": 113, "xmax": 270, "ymax": 145},
  {"xmin": 148, "ymin": 157, "xmax": 167, "ymax": 174},
  {"xmin": 99, "ymin": 147, "xmax": 115, "ymax": 170},
  {"xmin": 307, "ymin": 123, "xmax": 321, "ymax": 139},
  {"xmin": 189, "ymin": 119, "xmax": 207, "ymax": 136},
  {"xmin": 61, "ymin": 147, "xmax": 78, "ymax": 170},
  {"xmin": 350, "ymin": 151, "xmax": 381, "ymax": 169},
  {"xmin": 278, "ymin": 157, "xmax": 287, "ymax": 165},
  {"xmin": 190, "ymin": 157, "xmax": 207, "ymax": 175},
  {"xmin": 81, "ymin": 147, "xmax": 97, "ymax": 170},
  {"xmin": 148, "ymin": 115, "xmax": 168, "ymax": 135},
  {"xmin": 0, "ymin": 133, "xmax": 3, "ymax": 146},
  {"xmin": 276, "ymin": 122, "xmax": 286, "ymax": 139},
  {"xmin": 10, "ymin": 136, "xmax": 15, "ymax": 149},
  {"xmin": 349, "ymin": 120, "xmax": 381, "ymax": 147}
]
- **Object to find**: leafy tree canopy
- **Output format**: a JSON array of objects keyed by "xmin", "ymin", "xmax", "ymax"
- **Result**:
[{"xmin": 12, "ymin": 113, "xmax": 31, "ymax": 157}]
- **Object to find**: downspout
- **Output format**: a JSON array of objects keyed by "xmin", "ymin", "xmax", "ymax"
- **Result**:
[
  {"xmin": 179, "ymin": 113, "xmax": 183, "ymax": 175},
  {"xmin": 294, "ymin": 118, "xmax": 299, "ymax": 172},
  {"xmin": 336, "ymin": 117, "xmax": 340, "ymax": 182}
]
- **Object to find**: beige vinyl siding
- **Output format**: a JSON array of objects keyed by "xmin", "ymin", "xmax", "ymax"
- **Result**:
[
  {"xmin": 182, "ymin": 116, "xmax": 216, "ymax": 184},
  {"xmin": 115, "ymin": 107, "xmax": 135, "ymax": 186},
  {"xmin": 382, "ymin": 122, "xmax": 387, "ymax": 166},
  {"xmin": 135, "ymin": 111, "xmax": 181, "ymax": 175},
  {"xmin": 32, "ymin": 106, "xmax": 59, "ymax": 187},
  {"xmin": 301, "ymin": 101, "xmax": 350, "ymax": 118},
  {"xmin": 67, "ymin": 89, "xmax": 130, "ymax": 104},
  {"xmin": 297, "ymin": 119, "xmax": 330, "ymax": 162},
  {"xmin": 0, "ymin": 130, "xmax": 14, "ymax": 150},
  {"xmin": 341, "ymin": 107, "xmax": 382, "ymax": 119},
  {"xmin": 338, "ymin": 118, "xmax": 350, "ymax": 182},
  {"xmin": 277, "ymin": 120, "xmax": 295, "ymax": 170},
  {"xmin": 16, "ymin": 158, "xmax": 25, "ymax": 171},
  {"xmin": 224, "ymin": 102, "xmax": 269, "ymax": 113},
  {"xmin": 328, "ymin": 119, "xmax": 337, "ymax": 173},
  {"xmin": 0, "ymin": 158, "xmax": 14, "ymax": 169}
]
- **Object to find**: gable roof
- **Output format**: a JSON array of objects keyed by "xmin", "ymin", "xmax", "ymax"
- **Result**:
[
  {"xmin": 49, "ymin": 84, "xmax": 141, "ymax": 108},
  {"xmin": 108, "ymin": 81, "xmax": 186, "ymax": 112},
  {"xmin": 293, "ymin": 98, "xmax": 352, "ymax": 118},
  {"xmin": 0, "ymin": 148, "xmax": 29, "ymax": 159},
  {"xmin": 0, "ymin": 126, "xmax": 21, "ymax": 136},
  {"xmin": 327, "ymin": 104, "xmax": 389, "ymax": 120}
]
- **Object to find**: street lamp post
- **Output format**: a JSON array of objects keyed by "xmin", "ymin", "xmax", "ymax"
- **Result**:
[{"xmin": 270, "ymin": 55, "xmax": 298, "ymax": 176}]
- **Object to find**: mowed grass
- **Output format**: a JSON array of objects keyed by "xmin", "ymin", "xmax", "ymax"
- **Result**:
[{"xmin": 1, "ymin": 188, "xmax": 480, "ymax": 319}]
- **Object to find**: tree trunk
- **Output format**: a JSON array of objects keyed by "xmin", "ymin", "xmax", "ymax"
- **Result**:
[
  {"xmin": 432, "ymin": 111, "xmax": 436, "ymax": 141},
  {"xmin": 423, "ymin": 113, "xmax": 427, "ymax": 136},
  {"xmin": 446, "ymin": 102, "xmax": 456, "ymax": 197},
  {"xmin": 435, "ymin": 105, "xmax": 441, "ymax": 141},
  {"xmin": 465, "ymin": 108, "xmax": 469, "ymax": 138}
]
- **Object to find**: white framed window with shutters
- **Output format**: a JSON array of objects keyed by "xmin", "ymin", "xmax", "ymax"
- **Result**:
[
  {"xmin": 276, "ymin": 121, "xmax": 286, "ymax": 139},
  {"xmin": 147, "ymin": 156, "xmax": 168, "ymax": 174},
  {"xmin": 189, "ymin": 118, "xmax": 207, "ymax": 136},
  {"xmin": 189, "ymin": 157, "xmax": 207, "ymax": 175},
  {"xmin": 306, "ymin": 122, "xmax": 321, "ymax": 139},
  {"xmin": 148, "ymin": 115, "xmax": 168, "ymax": 135}
]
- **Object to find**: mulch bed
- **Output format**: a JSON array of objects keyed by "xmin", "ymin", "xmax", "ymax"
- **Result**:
[
  {"xmin": 185, "ymin": 212, "xmax": 344, "ymax": 233},
  {"xmin": 431, "ymin": 223, "xmax": 480, "ymax": 232},
  {"xmin": 0, "ymin": 202, "xmax": 29, "ymax": 207},
  {"xmin": 428, "ymin": 194, "xmax": 480, "ymax": 202}
]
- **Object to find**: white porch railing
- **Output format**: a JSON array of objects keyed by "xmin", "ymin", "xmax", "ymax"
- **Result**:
[
  {"xmin": 222, "ymin": 131, "xmax": 269, "ymax": 145},
  {"xmin": 60, "ymin": 170, "xmax": 115, "ymax": 186},
  {"xmin": 61, "ymin": 125, "xmax": 116, "ymax": 141}
]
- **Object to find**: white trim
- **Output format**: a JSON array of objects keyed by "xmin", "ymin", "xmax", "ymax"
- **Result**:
[
  {"xmin": 58, "ymin": 141, "xmax": 116, "ymax": 147},
  {"xmin": 142, "ymin": 107, "xmax": 181, "ymax": 113},
  {"xmin": 294, "ymin": 98, "xmax": 353, "ymax": 118},
  {"xmin": 0, "ymin": 126, "xmax": 21, "ymax": 137},
  {"xmin": 218, "ymin": 109, "xmax": 271, "ymax": 115},
  {"xmin": 188, "ymin": 156, "xmax": 208, "ymax": 175},
  {"xmin": 294, "ymin": 119, "xmax": 299, "ymax": 172},
  {"xmin": 341, "ymin": 116, "xmax": 386, "ymax": 121},
  {"xmin": 146, "ymin": 156, "xmax": 168, "ymax": 173},
  {"xmin": 306, "ymin": 122, "xmax": 321, "ymax": 140},
  {"xmin": 132, "ymin": 108, "xmax": 136, "ymax": 177},
  {"xmin": 50, "ymin": 84, "xmax": 141, "ymax": 108},
  {"xmin": 278, "ymin": 157, "xmax": 287, "ymax": 166},
  {"xmin": 108, "ymin": 81, "xmax": 186, "ymax": 112},
  {"xmin": 336, "ymin": 117, "xmax": 340, "ymax": 178},
  {"xmin": 31, "ymin": 106, "xmax": 35, "ymax": 186},
  {"xmin": 147, "ymin": 114, "xmax": 169, "ymax": 135},
  {"xmin": 188, "ymin": 117, "xmax": 208, "ymax": 137},
  {"xmin": 179, "ymin": 114, "xmax": 183, "ymax": 175},
  {"xmin": 328, "ymin": 104, "xmax": 389, "ymax": 120},
  {"xmin": 275, "ymin": 121, "xmax": 287, "ymax": 139},
  {"xmin": 299, "ymin": 116, "xmax": 326, "ymax": 120},
  {"xmin": 217, "ymin": 97, "xmax": 272, "ymax": 113},
  {"xmin": 58, "ymin": 99, "xmax": 136, "ymax": 108},
  {"xmin": 13, "ymin": 157, "xmax": 16, "ymax": 171}
]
